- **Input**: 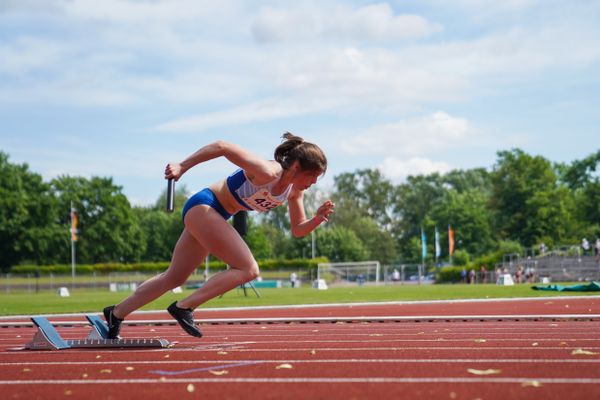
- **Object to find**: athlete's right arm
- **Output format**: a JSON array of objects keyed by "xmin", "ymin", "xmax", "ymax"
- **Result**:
[{"xmin": 165, "ymin": 141, "xmax": 278, "ymax": 182}]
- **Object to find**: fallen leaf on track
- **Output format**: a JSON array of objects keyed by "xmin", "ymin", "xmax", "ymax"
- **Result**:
[
  {"xmin": 474, "ymin": 339, "xmax": 487, "ymax": 343},
  {"xmin": 100, "ymin": 369, "xmax": 112, "ymax": 374},
  {"xmin": 467, "ymin": 368, "xmax": 502, "ymax": 375},
  {"xmin": 209, "ymin": 370, "xmax": 228, "ymax": 376},
  {"xmin": 522, "ymin": 380, "xmax": 543, "ymax": 387},
  {"xmin": 531, "ymin": 342, "xmax": 539, "ymax": 346},
  {"xmin": 187, "ymin": 384, "xmax": 195, "ymax": 393},
  {"xmin": 572, "ymin": 348, "xmax": 598, "ymax": 355},
  {"xmin": 217, "ymin": 351, "xmax": 228, "ymax": 355},
  {"xmin": 276, "ymin": 363, "xmax": 293, "ymax": 369},
  {"xmin": 369, "ymin": 334, "xmax": 383, "ymax": 337},
  {"xmin": 125, "ymin": 366, "xmax": 134, "ymax": 371}
]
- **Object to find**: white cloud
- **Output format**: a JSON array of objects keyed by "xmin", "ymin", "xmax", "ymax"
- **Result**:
[
  {"xmin": 0, "ymin": 37, "xmax": 67, "ymax": 76},
  {"xmin": 60, "ymin": 0, "xmax": 242, "ymax": 23},
  {"xmin": 343, "ymin": 112, "xmax": 472, "ymax": 157},
  {"xmin": 152, "ymin": 96, "xmax": 339, "ymax": 132},
  {"xmin": 251, "ymin": 3, "xmax": 442, "ymax": 43},
  {"xmin": 378, "ymin": 156, "xmax": 453, "ymax": 182}
]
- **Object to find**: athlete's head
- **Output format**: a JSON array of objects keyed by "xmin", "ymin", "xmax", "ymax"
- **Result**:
[
  {"xmin": 274, "ymin": 132, "xmax": 327, "ymax": 190},
  {"xmin": 274, "ymin": 132, "xmax": 327, "ymax": 175}
]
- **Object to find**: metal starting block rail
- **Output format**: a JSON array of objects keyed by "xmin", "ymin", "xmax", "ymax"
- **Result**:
[{"xmin": 25, "ymin": 315, "xmax": 171, "ymax": 351}]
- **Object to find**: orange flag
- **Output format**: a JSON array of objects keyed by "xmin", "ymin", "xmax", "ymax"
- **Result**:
[
  {"xmin": 71, "ymin": 209, "xmax": 78, "ymax": 242},
  {"xmin": 448, "ymin": 225, "xmax": 455, "ymax": 255}
]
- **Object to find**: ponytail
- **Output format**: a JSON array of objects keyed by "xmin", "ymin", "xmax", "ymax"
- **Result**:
[{"xmin": 274, "ymin": 132, "xmax": 327, "ymax": 174}]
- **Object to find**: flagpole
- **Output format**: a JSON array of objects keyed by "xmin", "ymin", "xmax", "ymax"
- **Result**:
[
  {"xmin": 70, "ymin": 202, "xmax": 76, "ymax": 283},
  {"xmin": 421, "ymin": 227, "xmax": 426, "ymax": 285}
]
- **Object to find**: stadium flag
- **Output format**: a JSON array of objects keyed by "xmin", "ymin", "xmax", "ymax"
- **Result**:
[
  {"xmin": 70, "ymin": 208, "xmax": 78, "ymax": 242},
  {"xmin": 448, "ymin": 225, "xmax": 455, "ymax": 255},
  {"xmin": 421, "ymin": 227, "xmax": 427, "ymax": 260},
  {"xmin": 435, "ymin": 226, "xmax": 441, "ymax": 259}
]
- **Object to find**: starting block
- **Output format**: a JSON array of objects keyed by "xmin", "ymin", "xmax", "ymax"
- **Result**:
[{"xmin": 25, "ymin": 315, "xmax": 171, "ymax": 350}]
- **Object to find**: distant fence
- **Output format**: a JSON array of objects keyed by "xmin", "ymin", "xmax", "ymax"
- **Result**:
[{"xmin": 497, "ymin": 255, "xmax": 600, "ymax": 283}]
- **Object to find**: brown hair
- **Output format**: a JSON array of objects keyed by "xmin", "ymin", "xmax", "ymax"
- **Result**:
[{"xmin": 274, "ymin": 132, "xmax": 327, "ymax": 174}]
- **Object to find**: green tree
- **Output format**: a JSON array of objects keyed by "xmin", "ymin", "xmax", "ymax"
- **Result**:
[
  {"xmin": 443, "ymin": 168, "xmax": 491, "ymax": 194},
  {"xmin": 315, "ymin": 226, "xmax": 368, "ymax": 262},
  {"xmin": 392, "ymin": 174, "xmax": 446, "ymax": 261},
  {"xmin": 245, "ymin": 216, "xmax": 273, "ymax": 260},
  {"xmin": 333, "ymin": 169, "xmax": 394, "ymax": 228},
  {"xmin": 0, "ymin": 152, "xmax": 64, "ymax": 269},
  {"xmin": 561, "ymin": 150, "xmax": 600, "ymax": 238},
  {"xmin": 136, "ymin": 183, "xmax": 189, "ymax": 262},
  {"xmin": 490, "ymin": 149, "xmax": 574, "ymax": 247},
  {"xmin": 51, "ymin": 176, "xmax": 145, "ymax": 263},
  {"xmin": 136, "ymin": 209, "xmax": 175, "ymax": 262},
  {"xmin": 430, "ymin": 189, "xmax": 496, "ymax": 257}
]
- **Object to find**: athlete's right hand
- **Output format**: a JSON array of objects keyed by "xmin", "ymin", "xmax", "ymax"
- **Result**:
[{"xmin": 165, "ymin": 163, "xmax": 184, "ymax": 181}]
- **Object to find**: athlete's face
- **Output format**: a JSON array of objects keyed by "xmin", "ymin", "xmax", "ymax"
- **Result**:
[{"xmin": 293, "ymin": 169, "xmax": 322, "ymax": 190}]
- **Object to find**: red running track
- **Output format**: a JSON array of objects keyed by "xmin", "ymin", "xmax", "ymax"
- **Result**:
[{"xmin": 1, "ymin": 297, "xmax": 599, "ymax": 400}]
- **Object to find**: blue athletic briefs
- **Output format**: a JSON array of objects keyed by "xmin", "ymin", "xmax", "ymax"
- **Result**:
[{"xmin": 182, "ymin": 188, "xmax": 232, "ymax": 220}]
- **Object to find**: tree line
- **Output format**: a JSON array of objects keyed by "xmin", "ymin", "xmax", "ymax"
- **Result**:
[{"xmin": 1, "ymin": 148, "xmax": 599, "ymax": 272}]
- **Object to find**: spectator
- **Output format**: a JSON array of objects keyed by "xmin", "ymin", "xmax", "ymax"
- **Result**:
[
  {"xmin": 469, "ymin": 269, "xmax": 476, "ymax": 284},
  {"xmin": 461, "ymin": 268, "xmax": 467, "ymax": 284},
  {"xmin": 595, "ymin": 238, "xmax": 600, "ymax": 259},
  {"xmin": 479, "ymin": 266, "xmax": 487, "ymax": 284},
  {"xmin": 290, "ymin": 272, "xmax": 298, "ymax": 288},
  {"xmin": 357, "ymin": 273, "xmax": 366, "ymax": 286},
  {"xmin": 539, "ymin": 242, "xmax": 547, "ymax": 255},
  {"xmin": 515, "ymin": 265, "xmax": 524, "ymax": 284},
  {"xmin": 392, "ymin": 269, "xmax": 401, "ymax": 282},
  {"xmin": 582, "ymin": 238, "xmax": 591, "ymax": 256}
]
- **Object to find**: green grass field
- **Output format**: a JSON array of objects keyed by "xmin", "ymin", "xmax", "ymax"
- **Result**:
[{"xmin": 1, "ymin": 283, "xmax": 596, "ymax": 316}]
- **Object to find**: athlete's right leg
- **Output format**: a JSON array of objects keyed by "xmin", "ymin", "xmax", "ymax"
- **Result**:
[
  {"xmin": 112, "ymin": 229, "xmax": 208, "ymax": 319},
  {"xmin": 175, "ymin": 205, "xmax": 260, "ymax": 310}
]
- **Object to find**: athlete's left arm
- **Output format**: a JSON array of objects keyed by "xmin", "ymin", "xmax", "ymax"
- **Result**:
[{"xmin": 287, "ymin": 188, "xmax": 335, "ymax": 238}]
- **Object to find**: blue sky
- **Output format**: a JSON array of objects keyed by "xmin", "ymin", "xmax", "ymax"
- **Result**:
[{"xmin": 1, "ymin": 0, "xmax": 599, "ymax": 206}]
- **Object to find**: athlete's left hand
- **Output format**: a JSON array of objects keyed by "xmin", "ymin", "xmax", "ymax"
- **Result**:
[{"xmin": 315, "ymin": 200, "xmax": 335, "ymax": 222}]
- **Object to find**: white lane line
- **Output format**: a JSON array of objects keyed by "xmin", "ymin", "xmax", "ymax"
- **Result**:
[
  {"xmin": 2, "ymin": 346, "xmax": 598, "ymax": 356},
  {"xmin": 2, "ymin": 294, "xmax": 598, "ymax": 320},
  {"xmin": 198, "ymin": 346, "xmax": 600, "ymax": 352},
  {"xmin": 2, "ymin": 358, "xmax": 600, "ymax": 367},
  {"xmin": 1, "ymin": 377, "xmax": 600, "ymax": 384}
]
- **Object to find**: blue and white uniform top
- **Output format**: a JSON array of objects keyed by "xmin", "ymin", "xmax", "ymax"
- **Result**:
[{"xmin": 226, "ymin": 169, "xmax": 293, "ymax": 213}]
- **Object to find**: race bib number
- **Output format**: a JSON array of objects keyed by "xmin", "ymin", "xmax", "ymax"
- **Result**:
[{"xmin": 243, "ymin": 190, "xmax": 281, "ymax": 212}]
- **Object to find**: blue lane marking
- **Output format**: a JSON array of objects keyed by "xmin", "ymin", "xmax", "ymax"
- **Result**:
[{"xmin": 149, "ymin": 361, "xmax": 263, "ymax": 376}]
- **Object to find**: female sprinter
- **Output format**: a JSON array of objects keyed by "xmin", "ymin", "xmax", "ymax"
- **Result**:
[{"xmin": 103, "ymin": 133, "xmax": 334, "ymax": 338}]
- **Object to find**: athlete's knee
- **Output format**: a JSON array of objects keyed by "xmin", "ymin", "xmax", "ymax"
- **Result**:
[
  {"xmin": 242, "ymin": 261, "xmax": 260, "ymax": 282},
  {"xmin": 162, "ymin": 272, "xmax": 187, "ymax": 289}
]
